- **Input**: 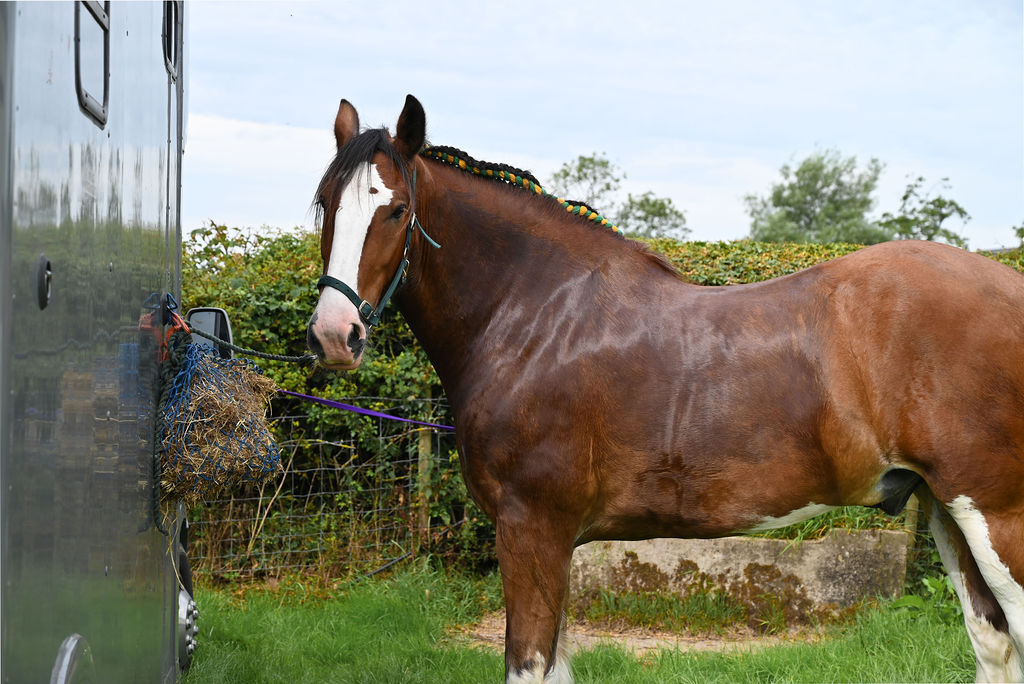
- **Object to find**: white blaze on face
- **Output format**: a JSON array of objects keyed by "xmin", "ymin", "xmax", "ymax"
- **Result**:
[
  {"xmin": 309, "ymin": 161, "xmax": 393, "ymax": 368},
  {"xmin": 323, "ymin": 161, "xmax": 394, "ymax": 305}
]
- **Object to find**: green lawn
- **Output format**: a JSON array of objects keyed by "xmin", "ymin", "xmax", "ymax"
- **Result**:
[{"xmin": 184, "ymin": 563, "xmax": 973, "ymax": 684}]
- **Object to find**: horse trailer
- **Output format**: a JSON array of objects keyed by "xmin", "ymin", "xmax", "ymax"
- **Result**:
[{"xmin": 1, "ymin": 2, "xmax": 195, "ymax": 681}]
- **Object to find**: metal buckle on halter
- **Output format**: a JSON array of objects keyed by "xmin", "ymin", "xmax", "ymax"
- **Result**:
[{"xmin": 357, "ymin": 300, "xmax": 375, "ymax": 322}]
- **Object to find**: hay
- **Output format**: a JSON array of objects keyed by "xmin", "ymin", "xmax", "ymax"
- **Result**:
[{"xmin": 159, "ymin": 335, "xmax": 283, "ymax": 506}]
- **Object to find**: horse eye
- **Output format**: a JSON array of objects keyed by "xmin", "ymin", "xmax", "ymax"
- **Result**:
[{"xmin": 390, "ymin": 204, "xmax": 407, "ymax": 220}]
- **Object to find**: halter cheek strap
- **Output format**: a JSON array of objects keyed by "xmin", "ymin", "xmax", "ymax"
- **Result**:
[
  {"xmin": 317, "ymin": 225, "xmax": 412, "ymax": 329},
  {"xmin": 316, "ymin": 168, "xmax": 439, "ymax": 330}
]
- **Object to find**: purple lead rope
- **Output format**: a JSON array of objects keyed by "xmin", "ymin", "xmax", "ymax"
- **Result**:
[{"xmin": 278, "ymin": 389, "xmax": 455, "ymax": 431}]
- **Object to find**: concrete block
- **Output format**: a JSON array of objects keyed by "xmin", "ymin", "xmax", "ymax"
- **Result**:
[{"xmin": 570, "ymin": 530, "xmax": 909, "ymax": 615}]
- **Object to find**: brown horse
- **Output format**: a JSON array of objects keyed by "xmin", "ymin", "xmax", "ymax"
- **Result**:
[{"xmin": 306, "ymin": 95, "xmax": 1024, "ymax": 683}]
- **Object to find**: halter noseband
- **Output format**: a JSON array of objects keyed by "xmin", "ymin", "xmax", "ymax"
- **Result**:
[{"xmin": 316, "ymin": 168, "xmax": 439, "ymax": 329}]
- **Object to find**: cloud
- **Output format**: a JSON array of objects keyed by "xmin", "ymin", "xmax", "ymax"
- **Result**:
[
  {"xmin": 182, "ymin": 114, "xmax": 333, "ymax": 232},
  {"xmin": 183, "ymin": 1, "xmax": 1022, "ymax": 247}
]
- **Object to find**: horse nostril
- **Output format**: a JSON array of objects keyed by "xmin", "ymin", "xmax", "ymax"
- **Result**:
[
  {"xmin": 347, "ymin": 324, "xmax": 365, "ymax": 356},
  {"xmin": 307, "ymin": 325, "xmax": 325, "ymax": 358}
]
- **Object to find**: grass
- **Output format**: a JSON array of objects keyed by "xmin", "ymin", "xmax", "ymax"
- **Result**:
[
  {"xmin": 571, "ymin": 606, "xmax": 972, "ymax": 683},
  {"xmin": 573, "ymin": 586, "xmax": 748, "ymax": 635},
  {"xmin": 184, "ymin": 561, "xmax": 974, "ymax": 684},
  {"xmin": 184, "ymin": 562, "xmax": 503, "ymax": 684}
]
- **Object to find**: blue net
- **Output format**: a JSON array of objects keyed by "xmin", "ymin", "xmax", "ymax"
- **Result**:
[{"xmin": 159, "ymin": 332, "xmax": 282, "ymax": 505}]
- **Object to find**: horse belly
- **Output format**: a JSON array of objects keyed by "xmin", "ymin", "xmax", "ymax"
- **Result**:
[
  {"xmin": 582, "ymin": 343, "xmax": 903, "ymax": 540},
  {"xmin": 583, "ymin": 414, "xmax": 918, "ymax": 542},
  {"xmin": 584, "ymin": 433, "xmax": 860, "ymax": 541}
]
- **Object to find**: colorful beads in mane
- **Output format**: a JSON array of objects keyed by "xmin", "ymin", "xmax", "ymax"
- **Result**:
[{"xmin": 419, "ymin": 144, "xmax": 623, "ymax": 235}]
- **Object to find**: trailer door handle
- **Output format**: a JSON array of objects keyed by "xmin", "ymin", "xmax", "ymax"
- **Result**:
[
  {"xmin": 163, "ymin": 1, "xmax": 182, "ymax": 80},
  {"xmin": 74, "ymin": 1, "xmax": 110, "ymax": 128}
]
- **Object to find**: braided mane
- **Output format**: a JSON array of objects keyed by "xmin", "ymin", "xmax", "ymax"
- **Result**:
[
  {"xmin": 419, "ymin": 144, "xmax": 622, "ymax": 235},
  {"xmin": 312, "ymin": 129, "xmax": 622, "ymax": 236}
]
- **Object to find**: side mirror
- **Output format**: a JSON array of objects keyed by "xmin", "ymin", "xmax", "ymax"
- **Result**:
[{"xmin": 184, "ymin": 307, "xmax": 234, "ymax": 359}]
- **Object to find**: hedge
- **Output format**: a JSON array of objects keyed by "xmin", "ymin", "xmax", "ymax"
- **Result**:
[{"xmin": 182, "ymin": 223, "xmax": 1024, "ymax": 575}]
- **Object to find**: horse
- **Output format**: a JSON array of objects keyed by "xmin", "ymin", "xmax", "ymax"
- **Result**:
[{"xmin": 305, "ymin": 94, "xmax": 1024, "ymax": 683}]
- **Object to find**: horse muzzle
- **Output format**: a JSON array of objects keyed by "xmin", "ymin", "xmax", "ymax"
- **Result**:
[{"xmin": 306, "ymin": 304, "xmax": 367, "ymax": 370}]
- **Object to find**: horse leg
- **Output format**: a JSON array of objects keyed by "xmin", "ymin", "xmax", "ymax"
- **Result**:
[
  {"xmin": 943, "ymin": 494, "xmax": 1024, "ymax": 682},
  {"xmin": 924, "ymin": 490, "xmax": 1022, "ymax": 681},
  {"xmin": 495, "ymin": 515, "xmax": 575, "ymax": 684}
]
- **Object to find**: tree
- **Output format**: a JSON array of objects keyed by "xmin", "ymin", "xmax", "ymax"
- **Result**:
[
  {"xmin": 547, "ymin": 152, "xmax": 623, "ymax": 213},
  {"xmin": 617, "ymin": 191, "xmax": 689, "ymax": 240},
  {"xmin": 1015, "ymin": 220, "xmax": 1024, "ymax": 247},
  {"xmin": 878, "ymin": 176, "xmax": 970, "ymax": 248},
  {"xmin": 548, "ymin": 154, "xmax": 689, "ymax": 240},
  {"xmin": 745, "ymin": 149, "xmax": 890, "ymax": 244}
]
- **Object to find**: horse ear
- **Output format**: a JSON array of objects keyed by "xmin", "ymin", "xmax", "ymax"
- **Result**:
[
  {"xmin": 394, "ymin": 94, "xmax": 426, "ymax": 161},
  {"xmin": 334, "ymin": 99, "xmax": 359, "ymax": 150}
]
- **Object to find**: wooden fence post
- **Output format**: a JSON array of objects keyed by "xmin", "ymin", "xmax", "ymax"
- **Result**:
[{"xmin": 416, "ymin": 391, "xmax": 433, "ymax": 548}]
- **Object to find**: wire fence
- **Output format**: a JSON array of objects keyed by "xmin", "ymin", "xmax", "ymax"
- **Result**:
[
  {"xmin": 187, "ymin": 398, "xmax": 493, "ymax": 581},
  {"xmin": 186, "ymin": 395, "xmax": 938, "ymax": 591}
]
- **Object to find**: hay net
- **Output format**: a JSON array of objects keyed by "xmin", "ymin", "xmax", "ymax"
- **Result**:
[{"xmin": 159, "ymin": 330, "xmax": 282, "ymax": 506}]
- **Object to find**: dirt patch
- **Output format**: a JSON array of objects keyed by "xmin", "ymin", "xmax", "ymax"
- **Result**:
[{"xmin": 452, "ymin": 610, "xmax": 822, "ymax": 657}]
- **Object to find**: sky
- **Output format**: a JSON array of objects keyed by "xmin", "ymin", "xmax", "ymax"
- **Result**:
[{"xmin": 182, "ymin": 1, "xmax": 1024, "ymax": 250}]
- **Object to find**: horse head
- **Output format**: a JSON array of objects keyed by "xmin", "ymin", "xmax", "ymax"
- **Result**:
[{"xmin": 306, "ymin": 95, "xmax": 426, "ymax": 369}]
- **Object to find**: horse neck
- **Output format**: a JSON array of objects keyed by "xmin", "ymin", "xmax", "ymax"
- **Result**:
[{"xmin": 395, "ymin": 160, "xmax": 634, "ymax": 392}]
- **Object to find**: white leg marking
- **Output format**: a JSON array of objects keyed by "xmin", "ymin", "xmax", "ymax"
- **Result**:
[
  {"xmin": 742, "ymin": 502, "xmax": 837, "ymax": 533},
  {"xmin": 505, "ymin": 645, "xmax": 573, "ymax": 684},
  {"xmin": 506, "ymin": 651, "xmax": 547, "ymax": 684},
  {"xmin": 967, "ymin": 614, "xmax": 1020, "ymax": 683},
  {"xmin": 929, "ymin": 499, "xmax": 1021, "ymax": 682},
  {"xmin": 947, "ymin": 495, "xmax": 1024, "ymax": 682},
  {"xmin": 546, "ymin": 633, "xmax": 574, "ymax": 684}
]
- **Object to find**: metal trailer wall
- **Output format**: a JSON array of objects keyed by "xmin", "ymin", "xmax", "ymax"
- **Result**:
[{"xmin": 1, "ymin": 2, "xmax": 187, "ymax": 681}]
